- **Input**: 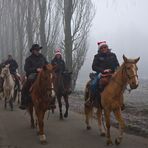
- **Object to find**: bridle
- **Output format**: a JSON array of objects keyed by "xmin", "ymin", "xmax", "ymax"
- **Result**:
[{"xmin": 124, "ymin": 62, "xmax": 138, "ymax": 81}]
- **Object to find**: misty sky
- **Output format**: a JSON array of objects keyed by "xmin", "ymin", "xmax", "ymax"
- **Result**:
[{"xmin": 77, "ymin": 0, "xmax": 148, "ymax": 89}]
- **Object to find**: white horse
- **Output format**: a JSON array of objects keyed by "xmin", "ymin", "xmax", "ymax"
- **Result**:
[{"xmin": 1, "ymin": 64, "xmax": 15, "ymax": 110}]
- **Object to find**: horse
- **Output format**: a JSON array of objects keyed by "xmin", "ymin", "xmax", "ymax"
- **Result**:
[
  {"xmin": 54, "ymin": 70, "xmax": 72, "ymax": 120},
  {"xmin": 28, "ymin": 64, "xmax": 56, "ymax": 144},
  {"xmin": 0, "ymin": 64, "xmax": 15, "ymax": 110},
  {"xmin": 84, "ymin": 55, "xmax": 140, "ymax": 145},
  {"xmin": 12, "ymin": 72, "xmax": 22, "ymax": 105}
]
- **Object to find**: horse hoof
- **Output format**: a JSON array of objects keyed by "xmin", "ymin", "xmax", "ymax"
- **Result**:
[
  {"xmin": 100, "ymin": 132, "xmax": 106, "ymax": 137},
  {"xmin": 40, "ymin": 135, "xmax": 47, "ymax": 144},
  {"xmin": 107, "ymin": 139, "xmax": 113, "ymax": 145},
  {"xmin": 64, "ymin": 113, "xmax": 68, "ymax": 118},
  {"xmin": 40, "ymin": 140, "xmax": 47, "ymax": 145},
  {"xmin": 86, "ymin": 126, "xmax": 91, "ymax": 130},
  {"xmin": 115, "ymin": 138, "xmax": 121, "ymax": 145},
  {"xmin": 60, "ymin": 114, "xmax": 63, "ymax": 120}
]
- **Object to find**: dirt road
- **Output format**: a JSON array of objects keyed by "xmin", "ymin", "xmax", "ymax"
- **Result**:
[{"xmin": 0, "ymin": 102, "xmax": 147, "ymax": 148}]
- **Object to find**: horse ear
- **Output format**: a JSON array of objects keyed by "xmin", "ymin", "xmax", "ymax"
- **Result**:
[
  {"xmin": 123, "ymin": 54, "xmax": 128, "ymax": 62},
  {"xmin": 6, "ymin": 64, "xmax": 10, "ymax": 68},
  {"xmin": 135, "ymin": 57, "xmax": 140, "ymax": 63}
]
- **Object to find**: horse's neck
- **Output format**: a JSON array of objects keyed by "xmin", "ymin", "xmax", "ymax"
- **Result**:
[
  {"xmin": 106, "ymin": 65, "xmax": 127, "ymax": 95},
  {"xmin": 5, "ymin": 74, "xmax": 13, "ymax": 82},
  {"xmin": 4, "ymin": 74, "xmax": 14, "ymax": 87}
]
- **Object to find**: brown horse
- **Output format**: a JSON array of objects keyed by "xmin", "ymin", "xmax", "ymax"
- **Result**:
[
  {"xmin": 28, "ymin": 64, "xmax": 56, "ymax": 144},
  {"xmin": 54, "ymin": 71, "xmax": 72, "ymax": 119},
  {"xmin": 84, "ymin": 55, "xmax": 140, "ymax": 145}
]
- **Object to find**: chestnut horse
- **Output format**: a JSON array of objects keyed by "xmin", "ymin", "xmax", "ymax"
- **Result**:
[
  {"xmin": 84, "ymin": 55, "xmax": 140, "ymax": 145},
  {"xmin": 28, "ymin": 64, "xmax": 55, "ymax": 144},
  {"xmin": 54, "ymin": 71, "xmax": 72, "ymax": 119}
]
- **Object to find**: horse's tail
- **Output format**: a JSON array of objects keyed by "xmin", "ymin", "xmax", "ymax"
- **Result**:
[
  {"xmin": 84, "ymin": 81, "xmax": 93, "ymax": 119},
  {"xmin": 84, "ymin": 81, "xmax": 91, "ymax": 101}
]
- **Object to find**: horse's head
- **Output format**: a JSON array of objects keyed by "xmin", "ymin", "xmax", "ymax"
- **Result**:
[
  {"xmin": 123, "ymin": 55, "xmax": 140, "ymax": 89},
  {"xmin": 0, "ymin": 64, "xmax": 10, "ymax": 78},
  {"xmin": 40, "ymin": 64, "xmax": 55, "ymax": 84},
  {"xmin": 39, "ymin": 64, "xmax": 55, "ymax": 97}
]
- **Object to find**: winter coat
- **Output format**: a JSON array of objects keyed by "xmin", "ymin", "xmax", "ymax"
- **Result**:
[
  {"xmin": 51, "ymin": 57, "xmax": 65, "ymax": 73},
  {"xmin": 24, "ymin": 53, "xmax": 48, "ymax": 77},
  {"xmin": 92, "ymin": 51, "xmax": 119, "ymax": 73},
  {"xmin": 5, "ymin": 59, "xmax": 18, "ymax": 74}
]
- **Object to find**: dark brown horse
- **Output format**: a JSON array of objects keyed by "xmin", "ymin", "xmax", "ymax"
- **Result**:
[
  {"xmin": 54, "ymin": 71, "xmax": 72, "ymax": 119},
  {"xmin": 84, "ymin": 55, "xmax": 140, "ymax": 145},
  {"xmin": 28, "ymin": 64, "xmax": 56, "ymax": 144}
]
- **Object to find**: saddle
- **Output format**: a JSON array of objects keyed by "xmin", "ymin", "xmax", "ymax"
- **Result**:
[
  {"xmin": 99, "ymin": 71, "xmax": 113, "ymax": 87},
  {"xmin": 87, "ymin": 72, "xmax": 113, "ymax": 108}
]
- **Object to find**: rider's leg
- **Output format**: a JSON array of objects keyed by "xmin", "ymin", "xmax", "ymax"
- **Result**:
[
  {"xmin": 85, "ymin": 74, "xmax": 99, "ymax": 107},
  {"xmin": 19, "ymin": 80, "xmax": 32, "ymax": 110}
]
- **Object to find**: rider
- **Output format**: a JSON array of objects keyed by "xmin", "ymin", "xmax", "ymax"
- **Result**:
[
  {"xmin": 51, "ymin": 48, "xmax": 66, "ymax": 73},
  {"xmin": 86, "ymin": 41, "xmax": 119, "ymax": 107},
  {"xmin": 4, "ymin": 54, "xmax": 20, "ymax": 90},
  {"xmin": 19, "ymin": 44, "xmax": 48, "ymax": 110},
  {"xmin": 51, "ymin": 48, "xmax": 72, "ymax": 94}
]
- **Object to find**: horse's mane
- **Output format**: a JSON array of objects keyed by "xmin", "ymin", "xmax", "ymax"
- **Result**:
[{"xmin": 111, "ymin": 63, "xmax": 125, "ymax": 79}]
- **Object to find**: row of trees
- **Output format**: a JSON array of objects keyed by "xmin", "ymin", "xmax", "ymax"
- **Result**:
[{"xmin": 0, "ymin": 0, "xmax": 94, "ymax": 89}]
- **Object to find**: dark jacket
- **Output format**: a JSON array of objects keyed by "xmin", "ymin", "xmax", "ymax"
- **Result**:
[
  {"xmin": 92, "ymin": 51, "xmax": 119, "ymax": 73},
  {"xmin": 51, "ymin": 57, "xmax": 65, "ymax": 73},
  {"xmin": 5, "ymin": 59, "xmax": 18, "ymax": 74},
  {"xmin": 24, "ymin": 53, "xmax": 48, "ymax": 77}
]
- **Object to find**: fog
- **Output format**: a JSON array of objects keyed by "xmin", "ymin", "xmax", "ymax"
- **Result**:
[{"xmin": 77, "ymin": 0, "xmax": 148, "ymax": 89}]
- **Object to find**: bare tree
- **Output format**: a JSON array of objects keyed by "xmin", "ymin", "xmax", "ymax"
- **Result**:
[
  {"xmin": 37, "ymin": 0, "xmax": 62, "ymax": 60},
  {"xmin": 63, "ymin": 0, "xmax": 95, "ymax": 89}
]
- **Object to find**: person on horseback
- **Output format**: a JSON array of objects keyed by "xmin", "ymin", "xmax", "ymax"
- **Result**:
[
  {"xmin": 4, "ymin": 54, "xmax": 20, "ymax": 91},
  {"xmin": 51, "ymin": 48, "xmax": 66, "ymax": 73},
  {"xmin": 19, "ymin": 44, "xmax": 48, "ymax": 110},
  {"xmin": 86, "ymin": 41, "xmax": 119, "ymax": 107},
  {"xmin": 51, "ymin": 48, "xmax": 72, "ymax": 94}
]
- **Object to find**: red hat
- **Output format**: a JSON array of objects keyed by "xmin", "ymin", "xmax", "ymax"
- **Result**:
[
  {"xmin": 97, "ymin": 41, "xmax": 108, "ymax": 49},
  {"xmin": 55, "ymin": 48, "xmax": 62, "ymax": 56}
]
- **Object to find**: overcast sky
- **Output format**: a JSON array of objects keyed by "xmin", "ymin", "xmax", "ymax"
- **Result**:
[{"xmin": 77, "ymin": 0, "xmax": 148, "ymax": 89}]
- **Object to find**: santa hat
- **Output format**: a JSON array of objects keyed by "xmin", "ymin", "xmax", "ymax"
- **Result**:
[
  {"xmin": 97, "ymin": 41, "xmax": 108, "ymax": 49},
  {"xmin": 55, "ymin": 48, "xmax": 62, "ymax": 56}
]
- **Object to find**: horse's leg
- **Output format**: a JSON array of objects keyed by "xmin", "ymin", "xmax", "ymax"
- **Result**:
[
  {"xmin": 104, "ymin": 110, "xmax": 113, "ymax": 145},
  {"xmin": 113, "ymin": 109, "xmax": 125, "ymax": 145},
  {"xmin": 84, "ymin": 105, "xmax": 93, "ymax": 130},
  {"xmin": 57, "ymin": 96, "xmax": 63, "ymax": 120},
  {"xmin": 63, "ymin": 95, "xmax": 69, "ymax": 118},
  {"xmin": 9, "ymin": 97, "xmax": 13, "ymax": 111},
  {"xmin": 13, "ymin": 89, "xmax": 17, "ymax": 103},
  {"xmin": 36, "ymin": 110, "xmax": 46, "ymax": 144},
  {"xmin": 97, "ymin": 108, "xmax": 105, "ymax": 136},
  {"xmin": 28, "ymin": 103, "xmax": 35, "ymax": 128},
  {"xmin": 4, "ymin": 97, "xmax": 7, "ymax": 109}
]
